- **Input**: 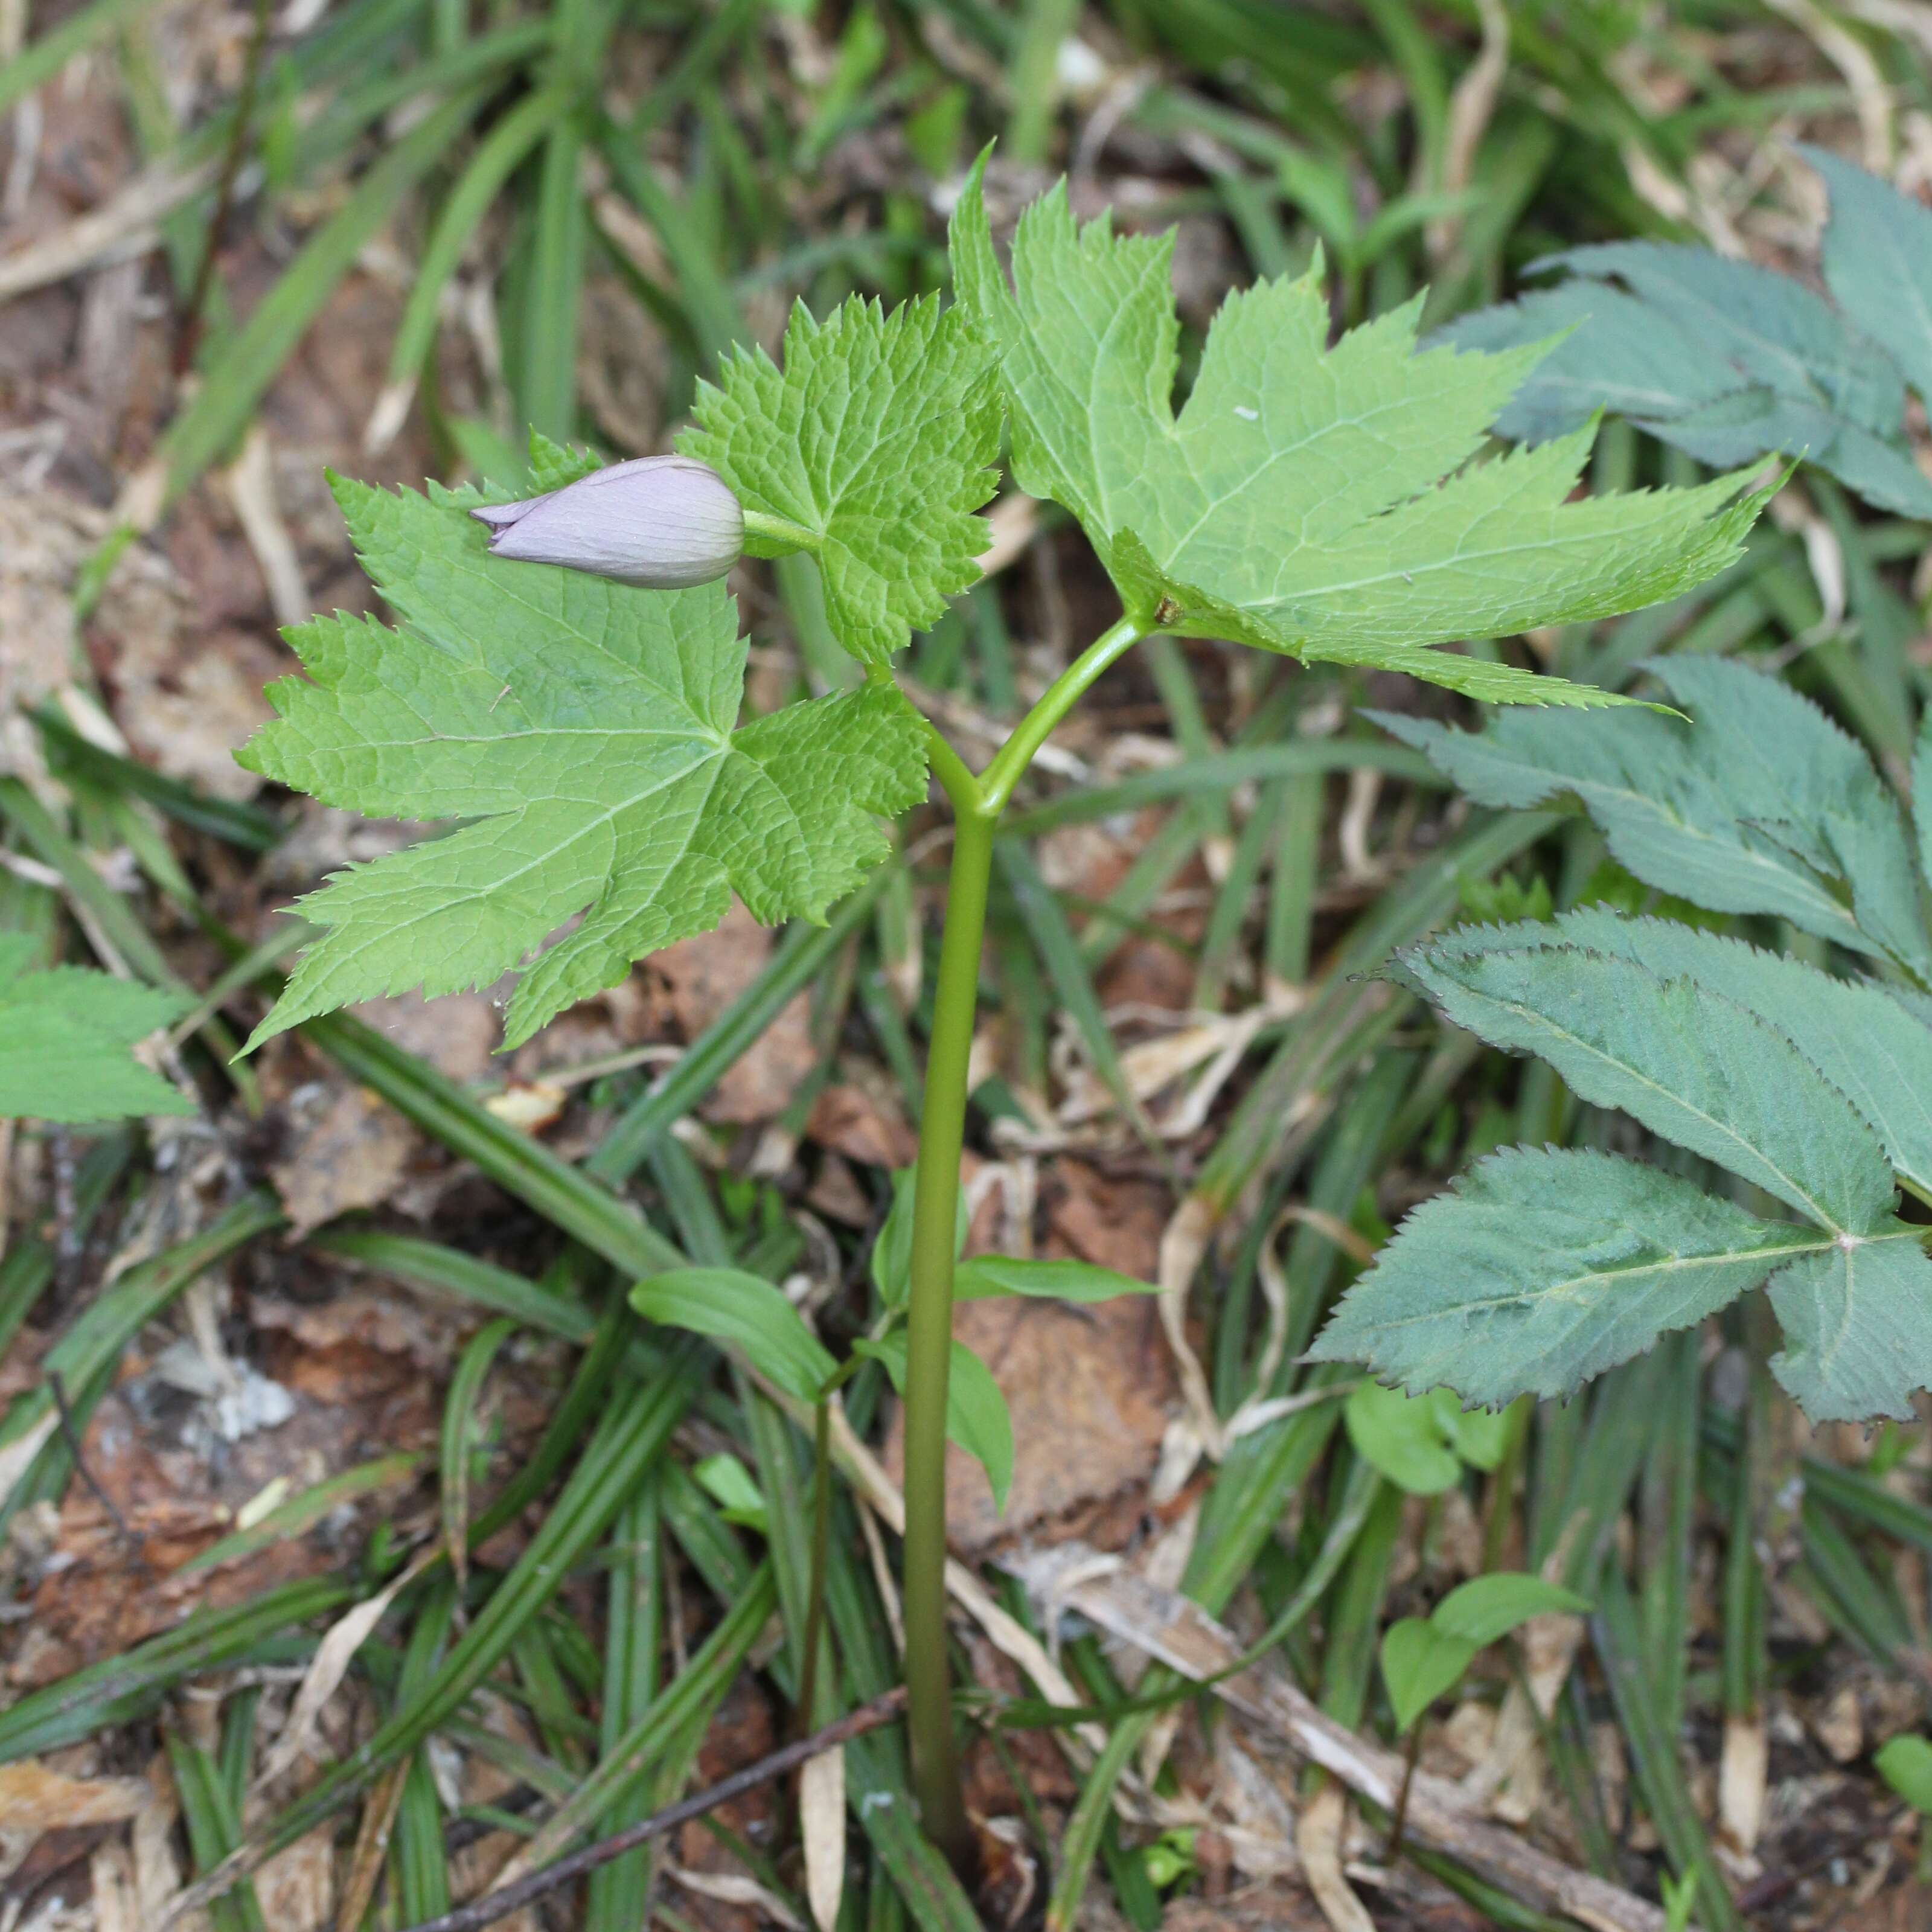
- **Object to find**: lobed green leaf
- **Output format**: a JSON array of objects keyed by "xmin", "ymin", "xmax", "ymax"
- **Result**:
[
  {"xmin": 239, "ymin": 476, "xmax": 928, "ymax": 1049},
  {"xmin": 682, "ymin": 294, "xmax": 1000, "ymax": 665},
  {"xmin": 952, "ymin": 153, "xmax": 1768, "ymax": 707},
  {"xmin": 0, "ymin": 936, "xmax": 190, "ymax": 1122}
]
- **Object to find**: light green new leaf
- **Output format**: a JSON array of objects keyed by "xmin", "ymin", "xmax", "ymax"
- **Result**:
[
  {"xmin": 1380, "ymin": 1619, "xmax": 1476, "ymax": 1733},
  {"xmin": 681, "ymin": 295, "xmax": 1000, "ymax": 665},
  {"xmin": 1765, "ymin": 1232, "xmax": 1932, "ymax": 1422},
  {"xmin": 1308, "ymin": 1148, "xmax": 1822, "ymax": 1406},
  {"xmin": 951, "ymin": 155, "xmax": 1768, "ymax": 707},
  {"xmin": 1430, "ymin": 1390, "xmax": 1510, "ymax": 1472},
  {"xmin": 238, "ymin": 476, "xmax": 929, "ymax": 1049},
  {"xmin": 1380, "ymin": 654, "xmax": 1932, "ymax": 974},
  {"xmin": 1875, "ymin": 1735, "xmax": 1932, "ymax": 1815},
  {"xmin": 1520, "ymin": 910, "xmax": 1932, "ymax": 1197},
  {"xmin": 1400, "ymin": 942, "xmax": 1896, "ymax": 1232},
  {"xmin": 694, "ymin": 1452, "xmax": 770, "ymax": 1532},
  {"xmin": 1345, "ymin": 1380, "xmax": 1461, "ymax": 1495},
  {"xmin": 629, "ymin": 1268, "xmax": 836, "ymax": 1404},
  {"xmin": 0, "ymin": 937, "xmax": 190, "ymax": 1122},
  {"xmin": 953, "ymin": 1255, "xmax": 1157, "ymax": 1301},
  {"xmin": 1433, "ymin": 1573, "xmax": 1590, "ymax": 1647},
  {"xmin": 856, "ymin": 1332, "xmax": 1014, "ymax": 1514}
]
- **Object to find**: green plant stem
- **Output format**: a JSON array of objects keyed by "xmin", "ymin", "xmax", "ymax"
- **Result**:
[
  {"xmin": 901, "ymin": 799, "xmax": 993, "ymax": 1868},
  {"xmin": 898, "ymin": 615, "xmax": 1144, "ymax": 1867},
  {"xmin": 794, "ymin": 1399, "xmax": 833, "ymax": 1731},
  {"xmin": 979, "ymin": 616, "xmax": 1144, "ymax": 814}
]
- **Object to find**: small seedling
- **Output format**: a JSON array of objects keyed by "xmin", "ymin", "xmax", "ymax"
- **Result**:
[{"xmin": 1378, "ymin": 1572, "xmax": 1590, "ymax": 1858}]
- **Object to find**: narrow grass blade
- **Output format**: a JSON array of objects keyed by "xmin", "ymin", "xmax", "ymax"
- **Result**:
[
  {"xmin": 587, "ymin": 880, "xmax": 883, "ymax": 1184},
  {"xmin": 180, "ymin": 1452, "xmax": 423, "ymax": 1576},
  {"xmin": 152, "ymin": 87, "xmax": 486, "ymax": 508},
  {"xmin": 305, "ymin": 1012, "xmax": 682, "ymax": 1274},
  {"xmin": 307, "ymin": 1227, "xmax": 594, "ymax": 1341},
  {"xmin": 0, "ymin": 1575, "xmax": 354, "ymax": 1759},
  {"xmin": 1595, "ymin": 1567, "xmax": 1742, "ymax": 1931},
  {"xmin": 257, "ymin": 1349, "xmax": 697, "ymax": 1860}
]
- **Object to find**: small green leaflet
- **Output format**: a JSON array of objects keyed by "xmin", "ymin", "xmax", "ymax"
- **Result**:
[
  {"xmin": 1875, "ymin": 1735, "xmax": 1932, "ymax": 1815},
  {"xmin": 855, "ymin": 1331, "xmax": 1014, "ymax": 1514},
  {"xmin": 238, "ymin": 470, "xmax": 929, "ymax": 1050},
  {"xmin": 1445, "ymin": 148, "xmax": 1932, "ymax": 519},
  {"xmin": 951, "ymin": 153, "xmax": 1768, "ymax": 709},
  {"xmin": 1345, "ymin": 1381, "xmax": 1460, "ymax": 1495},
  {"xmin": 1378, "ymin": 654, "xmax": 1932, "ymax": 977},
  {"xmin": 681, "ymin": 295, "xmax": 1000, "ymax": 666},
  {"xmin": 1431, "ymin": 1574, "xmax": 1588, "ymax": 1648},
  {"xmin": 0, "ymin": 937, "xmax": 190, "ymax": 1122},
  {"xmin": 1310, "ymin": 1148, "xmax": 1821, "ymax": 1407},
  {"xmin": 629, "ymin": 1268, "xmax": 836, "ymax": 1403},
  {"xmin": 953, "ymin": 1255, "xmax": 1156, "ymax": 1302},
  {"xmin": 1380, "ymin": 1574, "xmax": 1588, "ymax": 1733},
  {"xmin": 1380, "ymin": 1619, "xmax": 1474, "ymax": 1733},
  {"xmin": 695, "ymin": 1452, "xmax": 770, "ymax": 1532}
]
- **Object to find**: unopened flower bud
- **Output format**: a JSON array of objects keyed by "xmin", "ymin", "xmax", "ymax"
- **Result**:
[{"xmin": 470, "ymin": 454, "xmax": 744, "ymax": 589}]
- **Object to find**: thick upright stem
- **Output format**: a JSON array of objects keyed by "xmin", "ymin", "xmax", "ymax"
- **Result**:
[
  {"xmin": 901, "ymin": 804, "xmax": 994, "ymax": 1867},
  {"xmin": 898, "ymin": 615, "xmax": 1142, "ymax": 1869}
]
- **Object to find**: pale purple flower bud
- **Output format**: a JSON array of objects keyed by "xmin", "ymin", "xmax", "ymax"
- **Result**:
[{"xmin": 471, "ymin": 455, "xmax": 744, "ymax": 589}]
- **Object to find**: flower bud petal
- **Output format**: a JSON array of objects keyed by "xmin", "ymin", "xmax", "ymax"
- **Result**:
[{"xmin": 469, "ymin": 455, "xmax": 744, "ymax": 589}]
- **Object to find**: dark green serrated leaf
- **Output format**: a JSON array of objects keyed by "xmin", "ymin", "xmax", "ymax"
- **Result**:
[
  {"xmin": 1381, "ymin": 653, "xmax": 1932, "ymax": 976},
  {"xmin": 1765, "ymin": 1231, "xmax": 1932, "ymax": 1422},
  {"xmin": 1802, "ymin": 146, "xmax": 1932, "ymax": 414},
  {"xmin": 1400, "ymin": 939, "xmax": 1896, "ymax": 1232},
  {"xmin": 1492, "ymin": 909, "xmax": 1932, "ymax": 1195},
  {"xmin": 1445, "ymin": 220, "xmax": 1932, "ymax": 519},
  {"xmin": 1308, "ymin": 1147, "xmax": 1822, "ymax": 1406}
]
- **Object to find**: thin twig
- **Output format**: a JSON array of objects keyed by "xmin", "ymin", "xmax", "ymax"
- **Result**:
[
  {"xmin": 392, "ymin": 1687, "xmax": 908, "ymax": 1932},
  {"xmin": 46, "ymin": 1370, "xmax": 136, "ymax": 1546}
]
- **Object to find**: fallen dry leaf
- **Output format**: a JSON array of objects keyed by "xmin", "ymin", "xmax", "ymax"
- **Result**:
[
  {"xmin": 268, "ymin": 1080, "xmax": 418, "ymax": 1237},
  {"xmin": 0, "ymin": 1761, "xmax": 149, "ymax": 1831},
  {"xmin": 799, "ymin": 1743, "xmax": 846, "ymax": 1932},
  {"xmin": 645, "ymin": 903, "xmax": 817, "ymax": 1124},
  {"xmin": 256, "ymin": 1559, "xmax": 423, "ymax": 1786},
  {"xmin": 807, "ymin": 1080, "xmax": 915, "ymax": 1168}
]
